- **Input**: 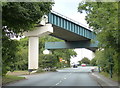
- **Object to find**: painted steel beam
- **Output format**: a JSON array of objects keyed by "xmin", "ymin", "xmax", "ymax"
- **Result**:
[
  {"xmin": 48, "ymin": 11, "xmax": 96, "ymax": 40},
  {"xmin": 45, "ymin": 40, "xmax": 98, "ymax": 51}
]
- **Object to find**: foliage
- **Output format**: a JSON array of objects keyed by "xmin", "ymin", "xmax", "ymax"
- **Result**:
[
  {"xmin": 2, "ymin": 33, "xmax": 19, "ymax": 75},
  {"xmin": 78, "ymin": 2, "xmax": 119, "ymax": 50},
  {"xmin": 14, "ymin": 38, "xmax": 28, "ymax": 70},
  {"xmin": 52, "ymin": 49, "xmax": 77, "ymax": 67},
  {"xmin": 81, "ymin": 57, "xmax": 90, "ymax": 64},
  {"xmin": 2, "ymin": 2, "xmax": 53, "ymax": 33},
  {"xmin": 78, "ymin": 2, "xmax": 119, "ymax": 75},
  {"xmin": 2, "ymin": 2, "xmax": 53, "ymax": 76},
  {"xmin": 39, "ymin": 54, "xmax": 58, "ymax": 69},
  {"xmin": 100, "ymin": 72, "xmax": 120, "ymax": 82},
  {"xmin": 13, "ymin": 35, "xmax": 77, "ymax": 72},
  {"xmin": 90, "ymin": 58, "xmax": 97, "ymax": 66},
  {"xmin": 94, "ymin": 49, "xmax": 112, "ymax": 73},
  {"xmin": 39, "ymin": 35, "xmax": 64, "ymax": 54},
  {"xmin": 39, "ymin": 36, "xmax": 77, "ymax": 68},
  {"xmin": 78, "ymin": 61, "xmax": 82, "ymax": 65},
  {"xmin": 2, "ymin": 75, "xmax": 25, "ymax": 85}
]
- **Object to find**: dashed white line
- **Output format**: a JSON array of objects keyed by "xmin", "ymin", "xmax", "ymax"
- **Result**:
[
  {"xmin": 55, "ymin": 83, "xmax": 59, "ymax": 85},
  {"xmin": 92, "ymin": 73, "xmax": 100, "ymax": 79},
  {"xmin": 64, "ymin": 77, "xmax": 67, "ymax": 79}
]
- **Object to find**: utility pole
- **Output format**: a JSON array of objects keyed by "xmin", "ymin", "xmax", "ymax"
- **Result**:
[
  {"xmin": 98, "ymin": 65, "xmax": 101, "ymax": 73},
  {"xmin": 109, "ymin": 54, "xmax": 113, "ymax": 78}
]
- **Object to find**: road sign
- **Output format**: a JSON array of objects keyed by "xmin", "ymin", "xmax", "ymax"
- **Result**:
[{"xmin": 59, "ymin": 58, "xmax": 63, "ymax": 62}]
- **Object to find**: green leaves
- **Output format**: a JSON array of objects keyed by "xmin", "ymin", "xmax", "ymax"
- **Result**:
[
  {"xmin": 39, "ymin": 36, "xmax": 77, "ymax": 68},
  {"xmin": 2, "ymin": 2, "xmax": 53, "ymax": 75},
  {"xmin": 78, "ymin": 2, "xmax": 118, "ymax": 33},
  {"xmin": 2, "ymin": 35, "xmax": 19, "ymax": 75},
  {"xmin": 78, "ymin": 2, "xmax": 119, "ymax": 74},
  {"xmin": 81, "ymin": 57, "xmax": 90, "ymax": 64},
  {"xmin": 2, "ymin": 2, "xmax": 53, "ymax": 33}
]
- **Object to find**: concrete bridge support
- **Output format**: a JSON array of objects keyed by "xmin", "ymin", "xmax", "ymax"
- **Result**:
[
  {"xmin": 28, "ymin": 37, "xmax": 39, "ymax": 69},
  {"xmin": 24, "ymin": 24, "xmax": 53, "ymax": 70}
]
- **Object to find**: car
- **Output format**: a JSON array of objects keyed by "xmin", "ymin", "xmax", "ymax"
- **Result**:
[
  {"xmin": 73, "ymin": 64, "xmax": 77, "ymax": 68},
  {"xmin": 81, "ymin": 64, "xmax": 86, "ymax": 67}
]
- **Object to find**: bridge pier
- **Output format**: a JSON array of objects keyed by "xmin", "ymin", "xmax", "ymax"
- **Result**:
[
  {"xmin": 24, "ymin": 24, "xmax": 53, "ymax": 71},
  {"xmin": 28, "ymin": 37, "xmax": 39, "ymax": 70}
]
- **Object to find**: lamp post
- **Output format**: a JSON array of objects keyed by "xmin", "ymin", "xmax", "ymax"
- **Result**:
[
  {"xmin": 98, "ymin": 65, "xmax": 101, "ymax": 73},
  {"xmin": 109, "ymin": 55, "xmax": 113, "ymax": 78}
]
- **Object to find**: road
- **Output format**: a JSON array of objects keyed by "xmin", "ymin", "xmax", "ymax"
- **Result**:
[{"xmin": 5, "ymin": 66, "xmax": 101, "ymax": 87}]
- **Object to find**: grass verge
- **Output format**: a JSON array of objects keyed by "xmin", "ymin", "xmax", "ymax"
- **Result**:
[
  {"xmin": 100, "ymin": 72, "xmax": 120, "ymax": 82},
  {"xmin": 2, "ymin": 75, "xmax": 25, "ymax": 85},
  {"xmin": 7, "ymin": 70, "xmax": 29, "ymax": 76}
]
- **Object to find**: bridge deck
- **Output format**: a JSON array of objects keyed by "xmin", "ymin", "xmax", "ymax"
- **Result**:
[
  {"xmin": 46, "ymin": 11, "xmax": 98, "ymax": 51},
  {"xmin": 48, "ymin": 11, "xmax": 96, "ymax": 41}
]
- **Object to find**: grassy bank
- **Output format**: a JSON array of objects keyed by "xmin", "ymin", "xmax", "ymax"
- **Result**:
[
  {"xmin": 6, "ymin": 70, "xmax": 29, "ymax": 76},
  {"xmin": 100, "ymin": 72, "xmax": 120, "ymax": 82},
  {"xmin": 2, "ymin": 75, "xmax": 25, "ymax": 85}
]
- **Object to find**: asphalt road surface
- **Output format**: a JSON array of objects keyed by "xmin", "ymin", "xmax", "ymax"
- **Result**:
[{"xmin": 6, "ymin": 66, "xmax": 101, "ymax": 87}]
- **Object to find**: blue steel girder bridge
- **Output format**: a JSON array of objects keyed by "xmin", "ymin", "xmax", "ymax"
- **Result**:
[
  {"xmin": 45, "ymin": 11, "xmax": 98, "ymax": 52},
  {"xmin": 24, "ymin": 11, "xmax": 99, "ymax": 70}
]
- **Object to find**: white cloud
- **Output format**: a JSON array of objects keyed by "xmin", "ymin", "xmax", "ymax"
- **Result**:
[
  {"xmin": 74, "ymin": 48, "xmax": 95, "ymax": 60},
  {"xmin": 70, "ymin": 48, "xmax": 95, "ymax": 64}
]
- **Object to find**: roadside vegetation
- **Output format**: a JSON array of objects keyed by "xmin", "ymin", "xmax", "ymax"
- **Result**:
[
  {"xmin": 2, "ymin": 75, "xmax": 25, "ymax": 85},
  {"xmin": 2, "ymin": 1, "xmax": 119, "ymax": 85},
  {"xmin": 2, "ymin": 2, "xmax": 77, "ymax": 85},
  {"xmin": 100, "ymin": 72, "xmax": 119, "ymax": 82},
  {"xmin": 2, "ymin": 2, "xmax": 54, "ymax": 76},
  {"xmin": 78, "ymin": 2, "xmax": 119, "ymax": 82},
  {"xmin": 79, "ymin": 57, "xmax": 91, "ymax": 66}
]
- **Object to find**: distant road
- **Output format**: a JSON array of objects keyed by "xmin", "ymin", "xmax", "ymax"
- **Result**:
[{"xmin": 6, "ymin": 66, "xmax": 101, "ymax": 87}]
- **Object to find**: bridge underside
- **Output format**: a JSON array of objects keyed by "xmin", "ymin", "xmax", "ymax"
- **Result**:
[
  {"xmin": 50, "ymin": 25, "xmax": 89, "ymax": 41},
  {"xmin": 46, "ymin": 11, "xmax": 98, "ymax": 52},
  {"xmin": 45, "ymin": 40, "xmax": 98, "ymax": 52}
]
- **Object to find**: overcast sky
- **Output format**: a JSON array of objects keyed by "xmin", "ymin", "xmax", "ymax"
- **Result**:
[{"xmin": 52, "ymin": 0, "xmax": 95, "ymax": 64}]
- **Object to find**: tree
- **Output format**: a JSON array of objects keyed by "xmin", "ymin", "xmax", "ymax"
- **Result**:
[
  {"xmin": 39, "ymin": 35, "xmax": 77, "ymax": 68},
  {"xmin": 90, "ymin": 58, "xmax": 97, "ymax": 66},
  {"xmin": 78, "ymin": 2, "xmax": 119, "ymax": 75},
  {"xmin": 15, "ymin": 38, "xmax": 28, "ymax": 70},
  {"xmin": 2, "ymin": 2, "xmax": 53, "ymax": 33},
  {"xmin": 39, "ymin": 54, "xmax": 58, "ymax": 69},
  {"xmin": 2, "ymin": 36, "xmax": 19, "ymax": 75},
  {"xmin": 13, "ymin": 34, "xmax": 77, "ymax": 72},
  {"xmin": 78, "ymin": 2, "xmax": 119, "ymax": 50},
  {"xmin": 81, "ymin": 57, "xmax": 90, "ymax": 64},
  {"xmin": 94, "ymin": 48, "xmax": 114, "ymax": 73},
  {"xmin": 2, "ymin": 2, "xmax": 53, "ymax": 76},
  {"xmin": 78, "ymin": 61, "xmax": 82, "ymax": 65}
]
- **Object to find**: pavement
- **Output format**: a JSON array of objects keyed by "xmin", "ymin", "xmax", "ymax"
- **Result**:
[{"xmin": 90, "ymin": 72, "xmax": 120, "ymax": 88}]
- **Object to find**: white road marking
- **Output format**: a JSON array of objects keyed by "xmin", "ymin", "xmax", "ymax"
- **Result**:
[
  {"xmin": 59, "ymin": 80, "xmax": 62, "ymax": 83},
  {"xmin": 92, "ymin": 73, "xmax": 100, "ymax": 79},
  {"xmin": 55, "ymin": 83, "xmax": 59, "ymax": 85},
  {"xmin": 64, "ymin": 77, "xmax": 67, "ymax": 79}
]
